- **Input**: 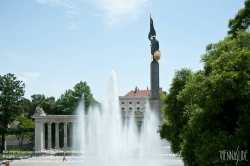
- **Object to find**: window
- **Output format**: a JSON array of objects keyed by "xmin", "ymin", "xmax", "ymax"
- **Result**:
[
  {"xmin": 137, "ymin": 107, "xmax": 140, "ymax": 110},
  {"xmin": 121, "ymin": 107, "xmax": 124, "ymax": 110},
  {"xmin": 129, "ymin": 102, "xmax": 132, "ymax": 104},
  {"xmin": 137, "ymin": 102, "xmax": 140, "ymax": 104},
  {"xmin": 121, "ymin": 102, "xmax": 125, "ymax": 104},
  {"xmin": 129, "ymin": 107, "xmax": 132, "ymax": 110}
]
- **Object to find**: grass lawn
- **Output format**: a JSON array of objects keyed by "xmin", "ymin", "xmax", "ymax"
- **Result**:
[{"xmin": 0, "ymin": 151, "xmax": 32, "ymax": 159}]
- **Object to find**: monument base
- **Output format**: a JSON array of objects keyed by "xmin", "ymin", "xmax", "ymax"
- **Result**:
[{"xmin": 149, "ymin": 99, "xmax": 162, "ymax": 120}]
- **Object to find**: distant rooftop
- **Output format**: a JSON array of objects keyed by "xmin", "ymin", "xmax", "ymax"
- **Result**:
[
  {"xmin": 125, "ymin": 90, "xmax": 151, "ymax": 97},
  {"xmin": 125, "ymin": 87, "xmax": 163, "ymax": 97}
]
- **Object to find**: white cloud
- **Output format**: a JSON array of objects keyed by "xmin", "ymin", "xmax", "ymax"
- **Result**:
[
  {"xmin": 36, "ymin": 0, "xmax": 148, "ymax": 26},
  {"xmin": 90, "ymin": 0, "xmax": 148, "ymax": 25},
  {"xmin": 68, "ymin": 21, "xmax": 82, "ymax": 30},
  {"xmin": 18, "ymin": 72, "xmax": 41, "ymax": 83},
  {"xmin": 36, "ymin": 0, "xmax": 80, "ymax": 15},
  {"xmin": 36, "ymin": 0, "xmax": 149, "ymax": 25}
]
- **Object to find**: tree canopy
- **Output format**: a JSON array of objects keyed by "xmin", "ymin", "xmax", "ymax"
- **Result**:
[
  {"xmin": 0, "ymin": 73, "xmax": 25, "ymax": 152},
  {"xmin": 159, "ymin": 31, "xmax": 250, "ymax": 165},
  {"xmin": 2, "ymin": 80, "xmax": 98, "ymax": 117},
  {"xmin": 20, "ymin": 81, "xmax": 98, "ymax": 116},
  {"xmin": 228, "ymin": 0, "xmax": 250, "ymax": 37},
  {"xmin": 13, "ymin": 116, "xmax": 34, "ymax": 150},
  {"xmin": 158, "ymin": 68, "xmax": 192, "ymax": 155},
  {"xmin": 55, "ymin": 81, "xmax": 98, "ymax": 115}
]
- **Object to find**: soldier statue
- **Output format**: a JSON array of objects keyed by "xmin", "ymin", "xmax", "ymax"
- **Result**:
[{"xmin": 148, "ymin": 14, "xmax": 160, "ymax": 61}]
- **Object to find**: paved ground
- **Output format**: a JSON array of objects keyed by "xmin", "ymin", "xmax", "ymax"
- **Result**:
[
  {"xmin": 6, "ymin": 156, "xmax": 183, "ymax": 166},
  {"xmin": 6, "ymin": 156, "xmax": 84, "ymax": 166}
]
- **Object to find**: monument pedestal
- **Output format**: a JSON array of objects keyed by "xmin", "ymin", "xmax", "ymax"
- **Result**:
[
  {"xmin": 149, "ymin": 99, "xmax": 162, "ymax": 120},
  {"xmin": 150, "ymin": 61, "xmax": 159, "ymax": 100},
  {"xmin": 150, "ymin": 57, "xmax": 161, "ymax": 120}
]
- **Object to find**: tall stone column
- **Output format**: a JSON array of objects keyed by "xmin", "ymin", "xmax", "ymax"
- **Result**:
[
  {"xmin": 55, "ymin": 122, "xmax": 60, "ymax": 149},
  {"xmin": 47, "ymin": 122, "xmax": 52, "ymax": 150},
  {"xmin": 76, "ymin": 122, "xmax": 79, "ymax": 149},
  {"xmin": 149, "ymin": 99, "xmax": 162, "ymax": 120},
  {"xmin": 72, "ymin": 122, "xmax": 77, "ymax": 149},
  {"xmin": 150, "ymin": 61, "xmax": 159, "ymax": 100},
  {"xmin": 43, "ymin": 123, "xmax": 45, "ymax": 150},
  {"xmin": 34, "ymin": 122, "xmax": 44, "ymax": 151},
  {"xmin": 63, "ymin": 122, "xmax": 68, "ymax": 149},
  {"xmin": 148, "ymin": 15, "xmax": 162, "ymax": 119}
]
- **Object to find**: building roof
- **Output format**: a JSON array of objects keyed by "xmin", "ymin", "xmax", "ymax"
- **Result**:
[
  {"xmin": 125, "ymin": 88, "xmax": 163, "ymax": 97},
  {"xmin": 125, "ymin": 90, "xmax": 151, "ymax": 97}
]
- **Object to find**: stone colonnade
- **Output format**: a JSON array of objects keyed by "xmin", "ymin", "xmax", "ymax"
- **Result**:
[
  {"xmin": 31, "ymin": 113, "xmax": 144, "ymax": 151},
  {"xmin": 31, "ymin": 114, "xmax": 80, "ymax": 151}
]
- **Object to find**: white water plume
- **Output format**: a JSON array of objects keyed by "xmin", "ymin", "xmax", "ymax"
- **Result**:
[{"xmin": 74, "ymin": 71, "xmax": 183, "ymax": 166}]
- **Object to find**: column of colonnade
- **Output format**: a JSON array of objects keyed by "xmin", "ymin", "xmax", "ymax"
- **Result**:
[
  {"xmin": 43, "ymin": 123, "xmax": 45, "ymax": 150},
  {"xmin": 63, "ymin": 122, "xmax": 68, "ymax": 149},
  {"xmin": 72, "ymin": 122, "xmax": 77, "ymax": 148},
  {"xmin": 55, "ymin": 122, "xmax": 60, "ymax": 149},
  {"xmin": 47, "ymin": 122, "xmax": 52, "ymax": 150},
  {"xmin": 34, "ymin": 121, "xmax": 78, "ymax": 151}
]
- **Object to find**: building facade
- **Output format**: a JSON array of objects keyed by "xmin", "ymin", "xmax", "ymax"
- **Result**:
[{"xmin": 119, "ymin": 88, "xmax": 164, "ymax": 118}]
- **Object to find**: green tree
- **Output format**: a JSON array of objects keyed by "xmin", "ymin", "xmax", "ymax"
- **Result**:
[
  {"xmin": 158, "ymin": 68, "xmax": 192, "ymax": 155},
  {"xmin": 0, "ymin": 73, "xmax": 25, "ymax": 153},
  {"xmin": 14, "ymin": 116, "xmax": 34, "ymax": 150},
  {"xmin": 55, "ymin": 81, "xmax": 98, "ymax": 115},
  {"xmin": 30, "ymin": 94, "xmax": 56, "ymax": 115},
  {"xmin": 31, "ymin": 94, "xmax": 45, "ymax": 103},
  {"xmin": 159, "ymin": 31, "xmax": 250, "ymax": 165},
  {"xmin": 20, "ymin": 98, "xmax": 33, "ymax": 117},
  {"xmin": 39, "ymin": 100, "xmax": 56, "ymax": 115},
  {"xmin": 55, "ymin": 89, "xmax": 77, "ymax": 115},
  {"xmin": 73, "ymin": 81, "xmax": 98, "ymax": 111},
  {"xmin": 228, "ymin": 0, "xmax": 250, "ymax": 37}
]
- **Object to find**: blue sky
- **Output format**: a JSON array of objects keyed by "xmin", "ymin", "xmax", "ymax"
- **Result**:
[{"xmin": 0, "ymin": 0, "xmax": 245, "ymax": 102}]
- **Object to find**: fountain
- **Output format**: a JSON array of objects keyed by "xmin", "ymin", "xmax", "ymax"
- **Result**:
[{"xmin": 74, "ymin": 71, "xmax": 183, "ymax": 166}]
